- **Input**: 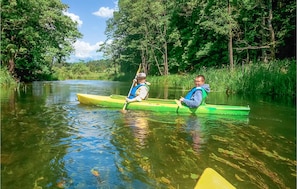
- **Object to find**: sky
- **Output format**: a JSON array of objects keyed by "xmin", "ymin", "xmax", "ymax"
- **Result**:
[{"xmin": 61, "ymin": 0, "xmax": 117, "ymax": 62}]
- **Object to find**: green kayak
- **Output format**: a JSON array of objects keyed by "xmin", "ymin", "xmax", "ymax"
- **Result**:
[{"xmin": 77, "ymin": 93, "xmax": 250, "ymax": 116}]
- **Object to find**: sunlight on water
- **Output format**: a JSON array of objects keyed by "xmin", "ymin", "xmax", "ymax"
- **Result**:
[{"xmin": 1, "ymin": 80, "xmax": 295, "ymax": 189}]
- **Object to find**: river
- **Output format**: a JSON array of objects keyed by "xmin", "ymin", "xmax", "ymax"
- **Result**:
[{"xmin": 1, "ymin": 80, "xmax": 296, "ymax": 189}]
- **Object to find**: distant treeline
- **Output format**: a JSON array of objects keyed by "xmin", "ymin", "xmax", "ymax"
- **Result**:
[{"xmin": 52, "ymin": 59, "xmax": 116, "ymax": 80}]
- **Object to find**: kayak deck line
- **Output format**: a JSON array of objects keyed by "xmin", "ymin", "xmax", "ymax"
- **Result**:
[{"xmin": 77, "ymin": 93, "xmax": 250, "ymax": 116}]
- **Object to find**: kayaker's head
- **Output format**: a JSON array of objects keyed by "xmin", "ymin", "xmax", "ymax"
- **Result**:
[
  {"xmin": 137, "ymin": 73, "xmax": 146, "ymax": 83},
  {"xmin": 194, "ymin": 75, "xmax": 205, "ymax": 87}
]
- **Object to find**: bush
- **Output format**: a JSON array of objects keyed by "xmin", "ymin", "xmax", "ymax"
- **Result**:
[{"xmin": 0, "ymin": 67, "xmax": 17, "ymax": 86}]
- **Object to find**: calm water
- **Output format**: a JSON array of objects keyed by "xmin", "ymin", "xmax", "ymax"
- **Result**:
[{"xmin": 1, "ymin": 80, "xmax": 296, "ymax": 189}]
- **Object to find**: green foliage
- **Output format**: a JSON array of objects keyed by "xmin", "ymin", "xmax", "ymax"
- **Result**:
[
  {"xmin": 0, "ymin": 67, "xmax": 17, "ymax": 86},
  {"xmin": 1, "ymin": 0, "xmax": 82, "ymax": 82},
  {"xmin": 149, "ymin": 60, "xmax": 296, "ymax": 96},
  {"xmin": 102, "ymin": 0, "xmax": 295, "ymax": 75},
  {"xmin": 101, "ymin": 0, "xmax": 172, "ymax": 75}
]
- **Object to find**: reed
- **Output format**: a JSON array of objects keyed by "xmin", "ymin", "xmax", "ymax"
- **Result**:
[
  {"xmin": 0, "ymin": 67, "xmax": 17, "ymax": 86},
  {"xmin": 237, "ymin": 60, "xmax": 296, "ymax": 96},
  {"xmin": 148, "ymin": 59, "xmax": 296, "ymax": 96}
]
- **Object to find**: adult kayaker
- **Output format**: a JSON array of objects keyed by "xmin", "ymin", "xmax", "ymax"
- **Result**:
[
  {"xmin": 126, "ymin": 72, "xmax": 150, "ymax": 103},
  {"xmin": 179, "ymin": 75, "xmax": 210, "ymax": 108}
]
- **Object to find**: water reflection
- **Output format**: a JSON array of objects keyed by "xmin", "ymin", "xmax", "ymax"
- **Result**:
[
  {"xmin": 123, "ymin": 111, "xmax": 150, "ymax": 148},
  {"xmin": 111, "ymin": 112, "xmax": 247, "ymax": 188},
  {"xmin": 183, "ymin": 115, "xmax": 205, "ymax": 154},
  {"xmin": 1, "ymin": 86, "xmax": 72, "ymax": 189}
]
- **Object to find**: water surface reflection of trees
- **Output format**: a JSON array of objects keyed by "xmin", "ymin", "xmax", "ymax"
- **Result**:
[{"xmin": 1, "ymin": 84, "xmax": 73, "ymax": 189}]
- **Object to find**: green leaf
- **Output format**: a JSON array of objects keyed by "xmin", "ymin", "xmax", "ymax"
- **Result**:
[{"xmin": 190, "ymin": 173, "xmax": 199, "ymax": 180}]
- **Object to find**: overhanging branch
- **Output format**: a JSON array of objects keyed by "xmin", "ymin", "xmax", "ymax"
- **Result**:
[{"xmin": 234, "ymin": 45, "xmax": 270, "ymax": 51}]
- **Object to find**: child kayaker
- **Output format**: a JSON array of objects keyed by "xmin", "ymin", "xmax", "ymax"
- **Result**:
[
  {"xmin": 126, "ymin": 73, "xmax": 150, "ymax": 103},
  {"xmin": 179, "ymin": 75, "xmax": 210, "ymax": 108}
]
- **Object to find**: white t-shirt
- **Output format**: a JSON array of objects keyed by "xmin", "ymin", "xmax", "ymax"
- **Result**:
[{"xmin": 134, "ymin": 85, "xmax": 149, "ymax": 101}]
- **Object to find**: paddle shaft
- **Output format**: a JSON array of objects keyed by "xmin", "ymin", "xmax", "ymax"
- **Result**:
[{"xmin": 122, "ymin": 64, "xmax": 142, "ymax": 110}]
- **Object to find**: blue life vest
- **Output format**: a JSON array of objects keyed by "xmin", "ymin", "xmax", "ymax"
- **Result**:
[
  {"xmin": 128, "ymin": 83, "xmax": 149, "ymax": 99},
  {"xmin": 184, "ymin": 87, "xmax": 208, "ymax": 104}
]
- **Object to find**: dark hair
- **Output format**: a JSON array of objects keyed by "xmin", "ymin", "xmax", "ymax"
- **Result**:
[{"xmin": 196, "ymin": 75, "xmax": 205, "ymax": 81}]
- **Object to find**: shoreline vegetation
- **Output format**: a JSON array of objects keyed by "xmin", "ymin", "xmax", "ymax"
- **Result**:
[
  {"xmin": 1, "ymin": 59, "xmax": 295, "ymax": 98},
  {"xmin": 149, "ymin": 59, "xmax": 296, "ymax": 96},
  {"xmin": 1, "ymin": 0, "xmax": 295, "ymax": 101},
  {"xmin": 0, "ymin": 67, "xmax": 18, "ymax": 87}
]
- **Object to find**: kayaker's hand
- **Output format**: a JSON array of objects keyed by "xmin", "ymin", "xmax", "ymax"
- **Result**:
[
  {"xmin": 179, "ymin": 97, "xmax": 184, "ymax": 102},
  {"xmin": 133, "ymin": 79, "xmax": 137, "ymax": 83}
]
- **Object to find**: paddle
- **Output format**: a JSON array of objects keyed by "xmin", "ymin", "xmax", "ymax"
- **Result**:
[
  {"xmin": 121, "ymin": 63, "xmax": 142, "ymax": 112},
  {"xmin": 174, "ymin": 99, "xmax": 182, "ymax": 113}
]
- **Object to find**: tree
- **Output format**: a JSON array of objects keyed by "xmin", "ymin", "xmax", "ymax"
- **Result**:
[
  {"xmin": 1, "ymin": 0, "xmax": 81, "ymax": 81},
  {"xmin": 101, "ymin": 0, "xmax": 172, "ymax": 76},
  {"xmin": 101, "ymin": 0, "xmax": 295, "ymax": 76}
]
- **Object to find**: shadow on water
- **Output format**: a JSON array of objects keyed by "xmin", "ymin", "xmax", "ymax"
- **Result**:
[{"xmin": 1, "ymin": 80, "xmax": 296, "ymax": 189}]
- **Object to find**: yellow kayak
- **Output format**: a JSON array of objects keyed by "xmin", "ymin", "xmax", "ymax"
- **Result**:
[{"xmin": 194, "ymin": 168, "xmax": 236, "ymax": 189}]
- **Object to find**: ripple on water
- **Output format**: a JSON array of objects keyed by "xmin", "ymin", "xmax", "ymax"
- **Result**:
[
  {"xmin": 48, "ymin": 106, "xmax": 122, "ymax": 188},
  {"xmin": 207, "ymin": 121, "xmax": 296, "ymax": 189}
]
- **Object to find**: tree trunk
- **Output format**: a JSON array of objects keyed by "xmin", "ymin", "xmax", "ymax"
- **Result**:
[
  {"xmin": 145, "ymin": 43, "xmax": 149, "ymax": 74},
  {"xmin": 143, "ymin": 21, "xmax": 151, "ymax": 74},
  {"xmin": 268, "ymin": 0, "xmax": 275, "ymax": 59},
  {"xmin": 163, "ymin": 0, "xmax": 169, "ymax": 75},
  {"xmin": 114, "ymin": 58, "xmax": 117, "ymax": 74},
  {"xmin": 141, "ymin": 47, "xmax": 147, "ymax": 73},
  {"xmin": 228, "ymin": 0, "xmax": 234, "ymax": 70},
  {"xmin": 8, "ymin": 58, "xmax": 15, "ymax": 74},
  {"xmin": 164, "ymin": 40, "xmax": 168, "ymax": 75},
  {"xmin": 262, "ymin": 17, "xmax": 268, "ymax": 63},
  {"xmin": 153, "ymin": 51, "xmax": 163, "ymax": 75}
]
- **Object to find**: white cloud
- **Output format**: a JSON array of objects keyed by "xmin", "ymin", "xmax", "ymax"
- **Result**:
[
  {"xmin": 63, "ymin": 11, "xmax": 83, "ymax": 27},
  {"xmin": 73, "ymin": 40, "xmax": 103, "ymax": 58},
  {"xmin": 92, "ymin": 7, "xmax": 114, "ymax": 18},
  {"xmin": 106, "ymin": 39, "xmax": 113, "ymax": 45}
]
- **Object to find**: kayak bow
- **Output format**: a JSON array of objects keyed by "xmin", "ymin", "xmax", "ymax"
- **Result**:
[
  {"xmin": 77, "ymin": 93, "xmax": 250, "ymax": 116},
  {"xmin": 194, "ymin": 168, "xmax": 236, "ymax": 189}
]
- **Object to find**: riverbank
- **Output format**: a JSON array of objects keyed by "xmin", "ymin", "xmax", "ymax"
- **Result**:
[
  {"xmin": 148, "ymin": 60, "xmax": 296, "ymax": 96},
  {"xmin": 0, "ymin": 67, "xmax": 17, "ymax": 87}
]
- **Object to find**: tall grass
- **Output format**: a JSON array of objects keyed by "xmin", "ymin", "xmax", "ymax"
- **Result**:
[
  {"xmin": 0, "ymin": 67, "xmax": 17, "ymax": 87},
  {"xmin": 238, "ymin": 60, "xmax": 296, "ymax": 96},
  {"xmin": 148, "ymin": 59, "xmax": 296, "ymax": 96}
]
